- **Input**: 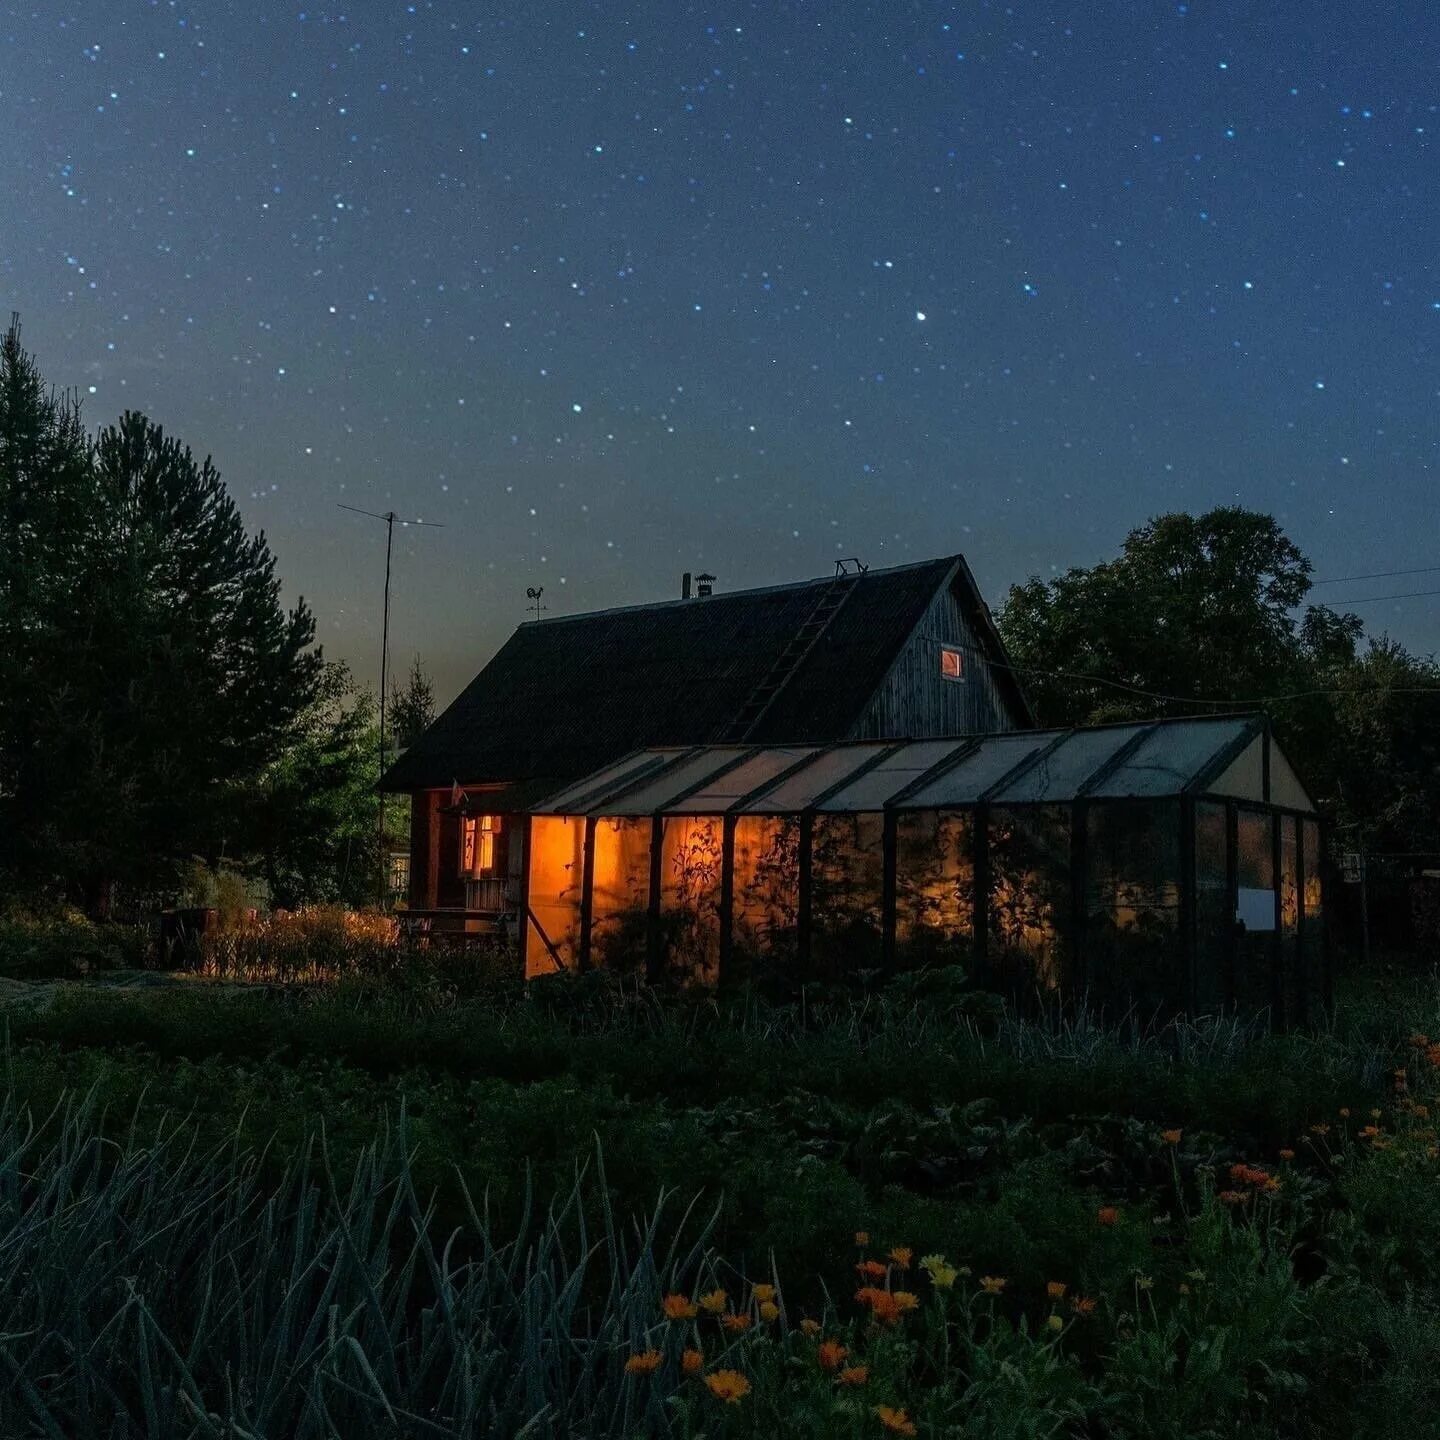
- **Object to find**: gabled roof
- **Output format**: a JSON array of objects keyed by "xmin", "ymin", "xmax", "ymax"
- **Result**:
[
  {"xmin": 530, "ymin": 715, "xmax": 1317, "ymax": 817},
  {"xmin": 382, "ymin": 555, "xmax": 1032, "ymax": 791}
]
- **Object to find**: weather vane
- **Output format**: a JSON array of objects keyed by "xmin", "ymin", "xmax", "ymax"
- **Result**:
[{"xmin": 526, "ymin": 585, "xmax": 547, "ymax": 621}]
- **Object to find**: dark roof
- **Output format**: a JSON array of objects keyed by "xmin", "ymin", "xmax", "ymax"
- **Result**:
[{"xmin": 382, "ymin": 555, "xmax": 1032, "ymax": 791}]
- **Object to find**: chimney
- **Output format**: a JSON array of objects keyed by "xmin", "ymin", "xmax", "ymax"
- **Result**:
[
  {"xmin": 696, "ymin": 572, "xmax": 716, "ymax": 598},
  {"xmin": 682, "ymin": 571, "xmax": 692, "ymax": 600}
]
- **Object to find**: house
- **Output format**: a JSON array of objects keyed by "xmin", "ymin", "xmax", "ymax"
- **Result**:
[{"xmin": 380, "ymin": 555, "xmax": 1034, "ymax": 934}]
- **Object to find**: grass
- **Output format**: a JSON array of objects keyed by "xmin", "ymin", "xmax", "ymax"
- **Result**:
[{"xmin": 4, "ymin": 953, "xmax": 1440, "ymax": 1435}]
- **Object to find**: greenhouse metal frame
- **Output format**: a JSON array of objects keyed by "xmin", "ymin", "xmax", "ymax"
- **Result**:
[{"xmin": 523, "ymin": 714, "xmax": 1330, "ymax": 1025}]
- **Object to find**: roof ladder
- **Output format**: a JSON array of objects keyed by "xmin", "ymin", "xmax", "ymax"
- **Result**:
[{"xmin": 715, "ymin": 572, "xmax": 860, "ymax": 743}]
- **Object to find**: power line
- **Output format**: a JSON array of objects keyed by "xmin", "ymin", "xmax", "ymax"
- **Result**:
[
  {"xmin": 1330, "ymin": 586, "xmax": 1440, "ymax": 605},
  {"xmin": 1312, "ymin": 563, "xmax": 1440, "ymax": 586}
]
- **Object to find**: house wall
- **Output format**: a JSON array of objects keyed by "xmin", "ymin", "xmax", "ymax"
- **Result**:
[{"xmin": 849, "ymin": 580, "xmax": 1019, "ymax": 739}]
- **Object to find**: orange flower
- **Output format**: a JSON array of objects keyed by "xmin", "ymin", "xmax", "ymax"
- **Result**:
[
  {"xmin": 1071, "ymin": 1296, "xmax": 1097, "ymax": 1316},
  {"xmin": 682, "ymin": 1348, "xmax": 704, "ymax": 1376},
  {"xmin": 662, "ymin": 1293, "xmax": 698, "ymax": 1321},
  {"xmin": 759, "ymin": 1300, "xmax": 780, "ymax": 1323},
  {"xmin": 1279, "ymin": 1148, "xmax": 1296, "ymax": 1161},
  {"xmin": 855, "ymin": 1230, "xmax": 871, "ymax": 1246},
  {"xmin": 876, "ymin": 1404, "xmax": 918, "ymax": 1436},
  {"xmin": 625, "ymin": 1349, "xmax": 663, "ymax": 1375},
  {"xmin": 979, "ymin": 1275, "xmax": 1006, "ymax": 1295},
  {"xmin": 839, "ymin": 1364, "xmax": 870, "ymax": 1387},
  {"xmin": 856, "ymin": 1259, "xmax": 889, "ymax": 1280},
  {"xmin": 704, "ymin": 1369, "xmax": 751, "ymax": 1404},
  {"xmin": 1096, "ymin": 1206, "xmax": 1120, "ymax": 1227},
  {"xmin": 1161, "ymin": 1129, "xmax": 1182, "ymax": 1145},
  {"xmin": 1046, "ymin": 1281, "xmax": 1067, "ymax": 1301},
  {"xmin": 698, "ymin": 1289, "xmax": 729, "ymax": 1315},
  {"xmin": 1427, "ymin": 1044, "xmax": 1440, "ymax": 1069},
  {"xmin": 1339, "ymin": 1107, "xmax": 1351, "ymax": 1118},
  {"xmin": 1310, "ymin": 1123, "xmax": 1330, "ymax": 1136},
  {"xmin": 818, "ymin": 1339, "xmax": 849, "ymax": 1372},
  {"xmin": 752, "ymin": 1283, "xmax": 777, "ymax": 1304},
  {"xmin": 1359, "ymin": 1124, "xmax": 1380, "ymax": 1139},
  {"xmin": 856, "ymin": 1286, "xmax": 902, "ymax": 1325},
  {"xmin": 799, "ymin": 1318, "xmax": 822, "ymax": 1337},
  {"xmin": 1218, "ymin": 1189, "xmax": 1248, "ymax": 1205},
  {"xmin": 1409, "ymin": 1033, "xmax": 1430, "ymax": 1048},
  {"xmin": 888, "ymin": 1247, "xmax": 913, "ymax": 1269},
  {"xmin": 721, "ymin": 1313, "xmax": 751, "ymax": 1334}
]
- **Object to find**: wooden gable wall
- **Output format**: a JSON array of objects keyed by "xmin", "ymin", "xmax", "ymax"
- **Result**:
[{"xmin": 848, "ymin": 578, "xmax": 1019, "ymax": 740}]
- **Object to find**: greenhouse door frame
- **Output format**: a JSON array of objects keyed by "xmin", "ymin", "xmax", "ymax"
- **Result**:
[{"xmin": 1186, "ymin": 793, "xmax": 1330, "ymax": 1028}]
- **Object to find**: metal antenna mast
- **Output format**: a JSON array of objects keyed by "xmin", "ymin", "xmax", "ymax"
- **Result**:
[{"xmin": 339, "ymin": 504, "xmax": 445, "ymax": 906}]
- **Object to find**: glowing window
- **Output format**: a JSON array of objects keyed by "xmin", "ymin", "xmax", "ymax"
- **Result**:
[
  {"xmin": 461, "ymin": 814, "xmax": 500, "ymax": 876},
  {"xmin": 940, "ymin": 646, "xmax": 965, "ymax": 681}
]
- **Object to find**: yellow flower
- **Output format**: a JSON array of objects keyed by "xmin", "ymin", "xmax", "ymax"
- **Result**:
[
  {"xmin": 1046, "ymin": 1313, "xmax": 1064, "ymax": 1333},
  {"xmin": 682, "ymin": 1348, "xmax": 704, "ymax": 1376},
  {"xmin": 752, "ymin": 1283, "xmax": 777, "ymax": 1304},
  {"xmin": 759, "ymin": 1300, "xmax": 780, "ymax": 1323},
  {"xmin": 698, "ymin": 1289, "xmax": 729, "ymax": 1315},
  {"xmin": 979, "ymin": 1275, "xmax": 1006, "ymax": 1295},
  {"xmin": 662, "ymin": 1293, "xmax": 698, "ymax": 1321},
  {"xmin": 799, "ymin": 1318, "xmax": 822, "ymax": 1337},
  {"xmin": 1046, "ymin": 1281, "xmax": 1067, "ymax": 1301},
  {"xmin": 625, "ymin": 1349, "xmax": 663, "ymax": 1375},
  {"xmin": 1135, "ymin": 1274, "xmax": 1153, "ymax": 1291},
  {"xmin": 919, "ymin": 1253, "xmax": 947, "ymax": 1273},
  {"xmin": 839, "ymin": 1364, "xmax": 870, "ymax": 1386},
  {"xmin": 893, "ymin": 1290, "xmax": 920, "ymax": 1313},
  {"xmin": 855, "ymin": 1230, "xmax": 871, "ymax": 1246},
  {"xmin": 888, "ymin": 1246, "xmax": 913, "ymax": 1269},
  {"xmin": 876, "ymin": 1404, "xmax": 918, "ymax": 1436},
  {"xmin": 927, "ymin": 1263, "xmax": 958, "ymax": 1289},
  {"xmin": 704, "ymin": 1369, "xmax": 751, "ymax": 1404},
  {"xmin": 1339, "ymin": 1107, "xmax": 1350, "ymax": 1118}
]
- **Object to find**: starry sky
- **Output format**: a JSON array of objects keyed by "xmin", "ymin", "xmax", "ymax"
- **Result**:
[{"xmin": 5, "ymin": 1, "xmax": 1439, "ymax": 705}]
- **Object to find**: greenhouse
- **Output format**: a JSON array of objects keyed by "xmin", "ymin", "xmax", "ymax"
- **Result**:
[{"xmin": 522, "ymin": 715, "xmax": 1328, "ymax": 1024}]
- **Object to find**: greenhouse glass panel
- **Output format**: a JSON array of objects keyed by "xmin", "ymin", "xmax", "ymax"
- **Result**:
[
  {"xmin": 817, "ymin": 740, "xmax": 966, "ymax": 811},
  {"xmin": 1301, "ymin": 819, "xmax": 1324, "ymax": 1008},
  {"xmin": 992, "ymin": 726, "xmax": 1145, "ymax": 804},
  {"xmin": 1193, "ymin": 802, "xmax": 1229, "ymax": 1014},
  {"xmin": 1209, "ymin": 736, "xmax": 1266, "ymax": 804},
  {"xmin": 745, "ymin": 746, "xmax": 884, "ymax": 813},
  {"xmin": 987, "ymin": 806, "xmax": 1070, "ymax": 995},
  {"xmin": 895, "ymin": 810, "xmax": 974, "ymax": 969},
  {"xmin": 1234, "ymin": 808, "xmax": 1276, "ymax": 1014},
  {"xmin": 732, "ymin": 815, "xmax": 801, "ymax": 967},
  {"xmin": 525, "ymin": 816, "xmax": 585, "ymax": 978},
  {"xmin": 535, "ymin": 750, "xmax": 680, "ymax": 814},
  {"xmin": 811, "ymin": 812, "xmax": 886, "ymax": 973},
  {"xmin": 679, "ymin": 747, "xmax": 818, "ymax": 813},
  {"xmin": 658, "ymin": 816, "xmax": 724, "ymax": 983},
  {"xmin": 1084, "ymin": 802, "xmax": 1182, "ymax": 1014},
  {"xmin": 611, "ymin": 749, "xmax": 753, "ymax": 815},
  {"xmin": 1279, "ymin": 816, "xmax": 1301, "ymax": 1026},
  {"xmin": 902, "ymin": 734, "xmax": 1055, "ymax": 808},
  {"xmin": 1087, "ymin": 719, "xmax": 1253, "ymax": 799},
  {"xmin": 589, "ymin": 817, "xmax": 653, "ymax": 972}
]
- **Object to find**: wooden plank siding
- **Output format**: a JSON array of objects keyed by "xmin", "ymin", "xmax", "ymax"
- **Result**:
[{"xmin": 848, "ymin": 580, "xmax": 1017, "ymax": 739}]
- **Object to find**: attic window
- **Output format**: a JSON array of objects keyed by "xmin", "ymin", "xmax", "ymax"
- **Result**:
[{"xmin": 940, "ymin": 646, "xmax": 965, "ymax": 681}]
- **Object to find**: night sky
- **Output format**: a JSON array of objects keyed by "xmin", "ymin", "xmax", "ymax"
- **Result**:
[{"xmin": 5, "ymin": 2, "xmax": 1439, "ymax": 704}]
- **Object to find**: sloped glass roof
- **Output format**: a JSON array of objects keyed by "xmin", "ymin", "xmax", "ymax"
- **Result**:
[{"xmin": 532, "ymin": 716, "xmax": 1300, "ymax": 816}]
